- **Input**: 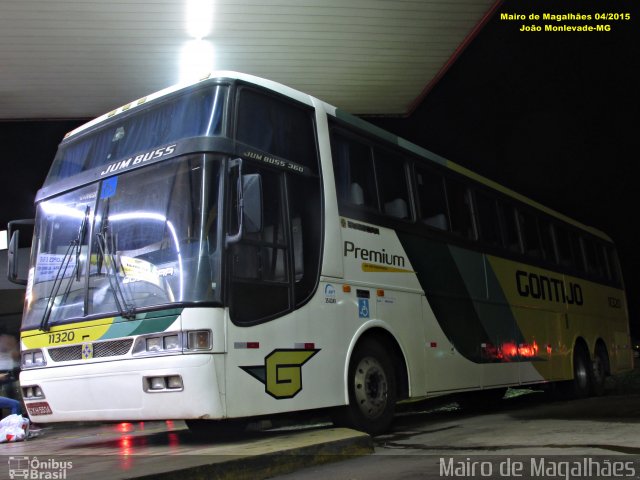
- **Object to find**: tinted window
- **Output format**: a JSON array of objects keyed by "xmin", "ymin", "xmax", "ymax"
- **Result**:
[
  {"xmin": 475, "ymin": 192, "xmax": 501, "ymax": 247},
  {"xmin": 605, "ymin": 246, "xmax": 622, "ymax": 284},
  {"xmin": 375, "ymin": 148, "xmax": 410, "ymax": 220},
  {"xmin": 554, "ymin": 225, "xmax": 573, "ymax": 267},
  {"xmin": 288, "ymin": 174, "xmax": 323, "ymax": 306},
  {"xmin": 331, "ymin": 132, "xmax": 377, "ymax": 210},
  {"xmin": 499, "ymin": 203, "xmax": 521, "ymax": 253},
  {"xmin": 415, "ymin": 165, "xmax": 448, "ymax": 230},
  {"xmin": 236, "ymin": 88, "xmax": 317, "ymax": 171},
  {"xmin": 229, "ymin": 168, "xmax": 290, "ymax": 323},
  {"xmin": 539, "ymin": 218, "xmax": 557, "ymax": 263},
  {"xmin": 583, "ymin": 236, "xmax": 606, "ymax": 278},
  {"xmin": 518, "ymin": 210, "xmax": 542, "ymax": 258},
  {"xmin": 48, "ymin": 86, "xmax": 227, "ymax": 185},
  {"xmin": 446, "ymin": 178, "xmax": 475, "ymax": 239},
  {"xmin": 570, "ymin": 231, "xmax": 585, "ymax": 272}
]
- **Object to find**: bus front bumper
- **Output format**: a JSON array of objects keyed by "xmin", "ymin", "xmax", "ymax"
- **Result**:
[{"xmin": 20, "ymin": 353, "xmax": 225, "ymax": 423}]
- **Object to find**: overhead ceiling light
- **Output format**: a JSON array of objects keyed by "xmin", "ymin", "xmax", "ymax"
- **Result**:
[{"xmin": 186, "ymin": 0, "xmax": 213, "ymax": 39}]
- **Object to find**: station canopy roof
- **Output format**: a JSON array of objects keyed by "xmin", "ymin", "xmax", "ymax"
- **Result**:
[{"xmin": 0, "ymin": 0, "xmax": 497, "ymax": 119}]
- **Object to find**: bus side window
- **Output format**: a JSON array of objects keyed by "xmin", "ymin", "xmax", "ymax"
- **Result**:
[
  {"xmin": 236, "ymin": 88, "xmax": 317, "ymax": 171},
  {"xmin": 498, "ymin": 202, "xmax": 521, "ymax": 253},
  {"xmin": 445, "ymin": 178, "xmax": 475, "ymax": 239},
  {"xmin": 229, "ymin": 169, "xmax": 290, "ymax": 323},
  {"xmin": 330, "ymin": 132, "xmax": 377, "ymax": 210},
  {"xmin": 554, "ymin": 225, "xmax": 573, "ymax": 267},
  {"xmin": 596, "ymin": 242, "xmax": 610, "ymax": 281},
  {"xmin": 538, "ymin": 217, "xmax": 557, "ymax": 264},
  {"xmin": 518, "ymin": 210, "xmax": 542, "ymax": 259},
  {"xmin": 415, "ymin": 165, "xmax": 448, "ymax": 231},
  {"xmin": 583, "ymin": 236, "xmax": 605, "ymax": 279},
  {"xmin": 570, "ymin": 231, "xmax": 586, "ymax": 272},
  {"xmin": 475, "ymin": 191, "xmax": 502, "ymax": 247},
  {"xmin": 374, "ymin": 148, "xmax": 410, "ymax": 220},
  {"xmin": 288, "ymin": 174, "xmax": 323, "ymax": 306},
  {"xmin": 605, "ymin": 245, "xmax": 622, "ymax": 285}
]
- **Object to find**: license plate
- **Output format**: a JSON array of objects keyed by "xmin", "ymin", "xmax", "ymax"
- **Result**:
[{"xmin": 26, "ymin": 401, "xmax": 53, "ymax": 416}]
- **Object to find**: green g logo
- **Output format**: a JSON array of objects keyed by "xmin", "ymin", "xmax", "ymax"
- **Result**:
[{"xmin": 241, "ymin": 348, "xmax": 320, "ymax": 399}]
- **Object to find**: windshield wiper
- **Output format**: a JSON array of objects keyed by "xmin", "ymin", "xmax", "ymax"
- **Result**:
[
  {"xmin": 40, "ymin": 205, "xmax": 90, "ymax": 332},
  {"xmin": 95, "ymin": 203, "xmax": 135, "ymax": 319}
]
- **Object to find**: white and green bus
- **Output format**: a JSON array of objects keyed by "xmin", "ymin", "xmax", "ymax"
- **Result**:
[{"xmin": 9, "ymin": 72, "xmax": 633, "ymax": 434}]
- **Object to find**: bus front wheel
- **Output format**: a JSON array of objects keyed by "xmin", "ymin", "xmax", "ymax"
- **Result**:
[{"xmin": 336, "ymin": 338, "xmax": 397, "ymax": 435}]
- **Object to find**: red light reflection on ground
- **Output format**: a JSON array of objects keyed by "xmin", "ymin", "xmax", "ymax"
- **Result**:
[
  {"xmin": 117, "ymin": 422, "xmax": 134, "ymax": 433},
  {"xmin": 168, "ymin": 432, "xmax": 180, "ymax": 450},
  {"xmin": 119, "ymin": 435, "xmax": 133, "ymax": 470}
]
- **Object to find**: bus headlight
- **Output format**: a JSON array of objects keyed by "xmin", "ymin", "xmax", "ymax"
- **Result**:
[
  {"xmin": 22, "ymin": 350, "xmax": 46, "ymax": 369},
  {"xmin": 132, "ymin": 330, "xmax": 213, "ymax": 356},
  {"xmin": 22, "ymin": 385, "xmax": 45, "ymax": 400},
  {"xmin": 133, "ymin": 333, "xmax": 183, "ymax": 356},
  {"xmin": 164, "ymin": 334, "xmax": 180, "ymax": 350},
  {"xmin": 146, "ymin": 337, "xmax": 163, "ymax": 353}
]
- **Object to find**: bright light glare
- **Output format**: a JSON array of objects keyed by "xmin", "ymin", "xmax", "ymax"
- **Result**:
[
  {"xmin": 179, "ymin": 39, "xmax": 214, "ymax": 84},
  {"xmin": 186, "ymin": 0, "xmax": 213, "ymax": 39}
]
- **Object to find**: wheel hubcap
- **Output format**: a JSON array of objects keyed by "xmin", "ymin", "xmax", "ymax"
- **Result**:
[{"xmin": 354, "ymin": 356, "xmax": 388, "ymax": 419}]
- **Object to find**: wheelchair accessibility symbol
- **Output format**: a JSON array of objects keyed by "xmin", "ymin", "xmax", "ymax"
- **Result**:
[{"xmin": 358, "ymin": 298, "xmax": 370, "ymax": 319}]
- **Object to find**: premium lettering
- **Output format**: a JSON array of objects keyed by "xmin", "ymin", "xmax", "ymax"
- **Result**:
[{"xmin": 344, "ymin": 241, "xmax": 405, "ymax": 268}]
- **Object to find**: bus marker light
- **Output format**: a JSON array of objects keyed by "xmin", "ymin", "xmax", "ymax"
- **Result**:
[
  {"xmin": 295, "ymin": 343, "xmax": 315, "ymax": 349},
  {"xmin": 430, "ymin": 342, "xmax": 437, "ymax": 348},
  {"xmin": 234, "ymin": 342, "xmax": 260, "ymax": 349},
  {"xmin": 377, "ymin": 289, "xmax": 384, "ymax": 297},
  {"xmin": 187, "ymin": 330, "xmax": 212, "ymax": 350},
  {"xmin": 343, "ymin": 285, "xmax": 351, "ymax": 293}
]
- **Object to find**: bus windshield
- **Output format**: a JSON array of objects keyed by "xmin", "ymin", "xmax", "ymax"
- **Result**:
[{"xmin": 23, "ymin": 155, "xmax": 223, "ymax": 330}]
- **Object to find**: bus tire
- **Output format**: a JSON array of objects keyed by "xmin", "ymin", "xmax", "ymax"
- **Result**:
[
  {"xmin": 339, "ymin": 338, "xmax": 397, "ymax": 435},
  {"xmin": 560, "ymin": 344, "xmax": 591, "ymax": 399},
  {"xmin": 591, "ymin": 345, "xmax": 607, "ymax": 397}
]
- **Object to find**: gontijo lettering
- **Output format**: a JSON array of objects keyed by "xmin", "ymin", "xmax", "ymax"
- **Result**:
[{"xmin": 516, "ymin": 270, "xmax": 584, "ymax": 306}]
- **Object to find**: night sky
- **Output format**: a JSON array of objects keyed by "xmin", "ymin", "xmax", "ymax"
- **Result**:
[{"xmin": 1, "ymin": 0, "xmax": 638, "ymax": 333}]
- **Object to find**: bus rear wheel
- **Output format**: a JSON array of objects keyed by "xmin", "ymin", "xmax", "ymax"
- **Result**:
[
  {"xmin": 558, "ymin": 344, "xmax": 591, "ymax": 399},
  {"xmin": 590, "ymin": 345, "xmax": 607, "ymax": 397},
  {"xmin": 337, "ymin": 338, "xmax": 397, "ymax": 435}
]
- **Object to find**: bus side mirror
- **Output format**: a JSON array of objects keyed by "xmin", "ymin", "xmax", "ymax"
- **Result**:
[
  {"xmin": 226, "ymin": 158, "xmax": 263, "ymax": 247},
  {"xmin": 7, "ymin": 219, "xmax": 34, "ymax": 285},
  {"xmin": 242, "ymin": 174, "xmax": 263, "ymax": 234}
]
